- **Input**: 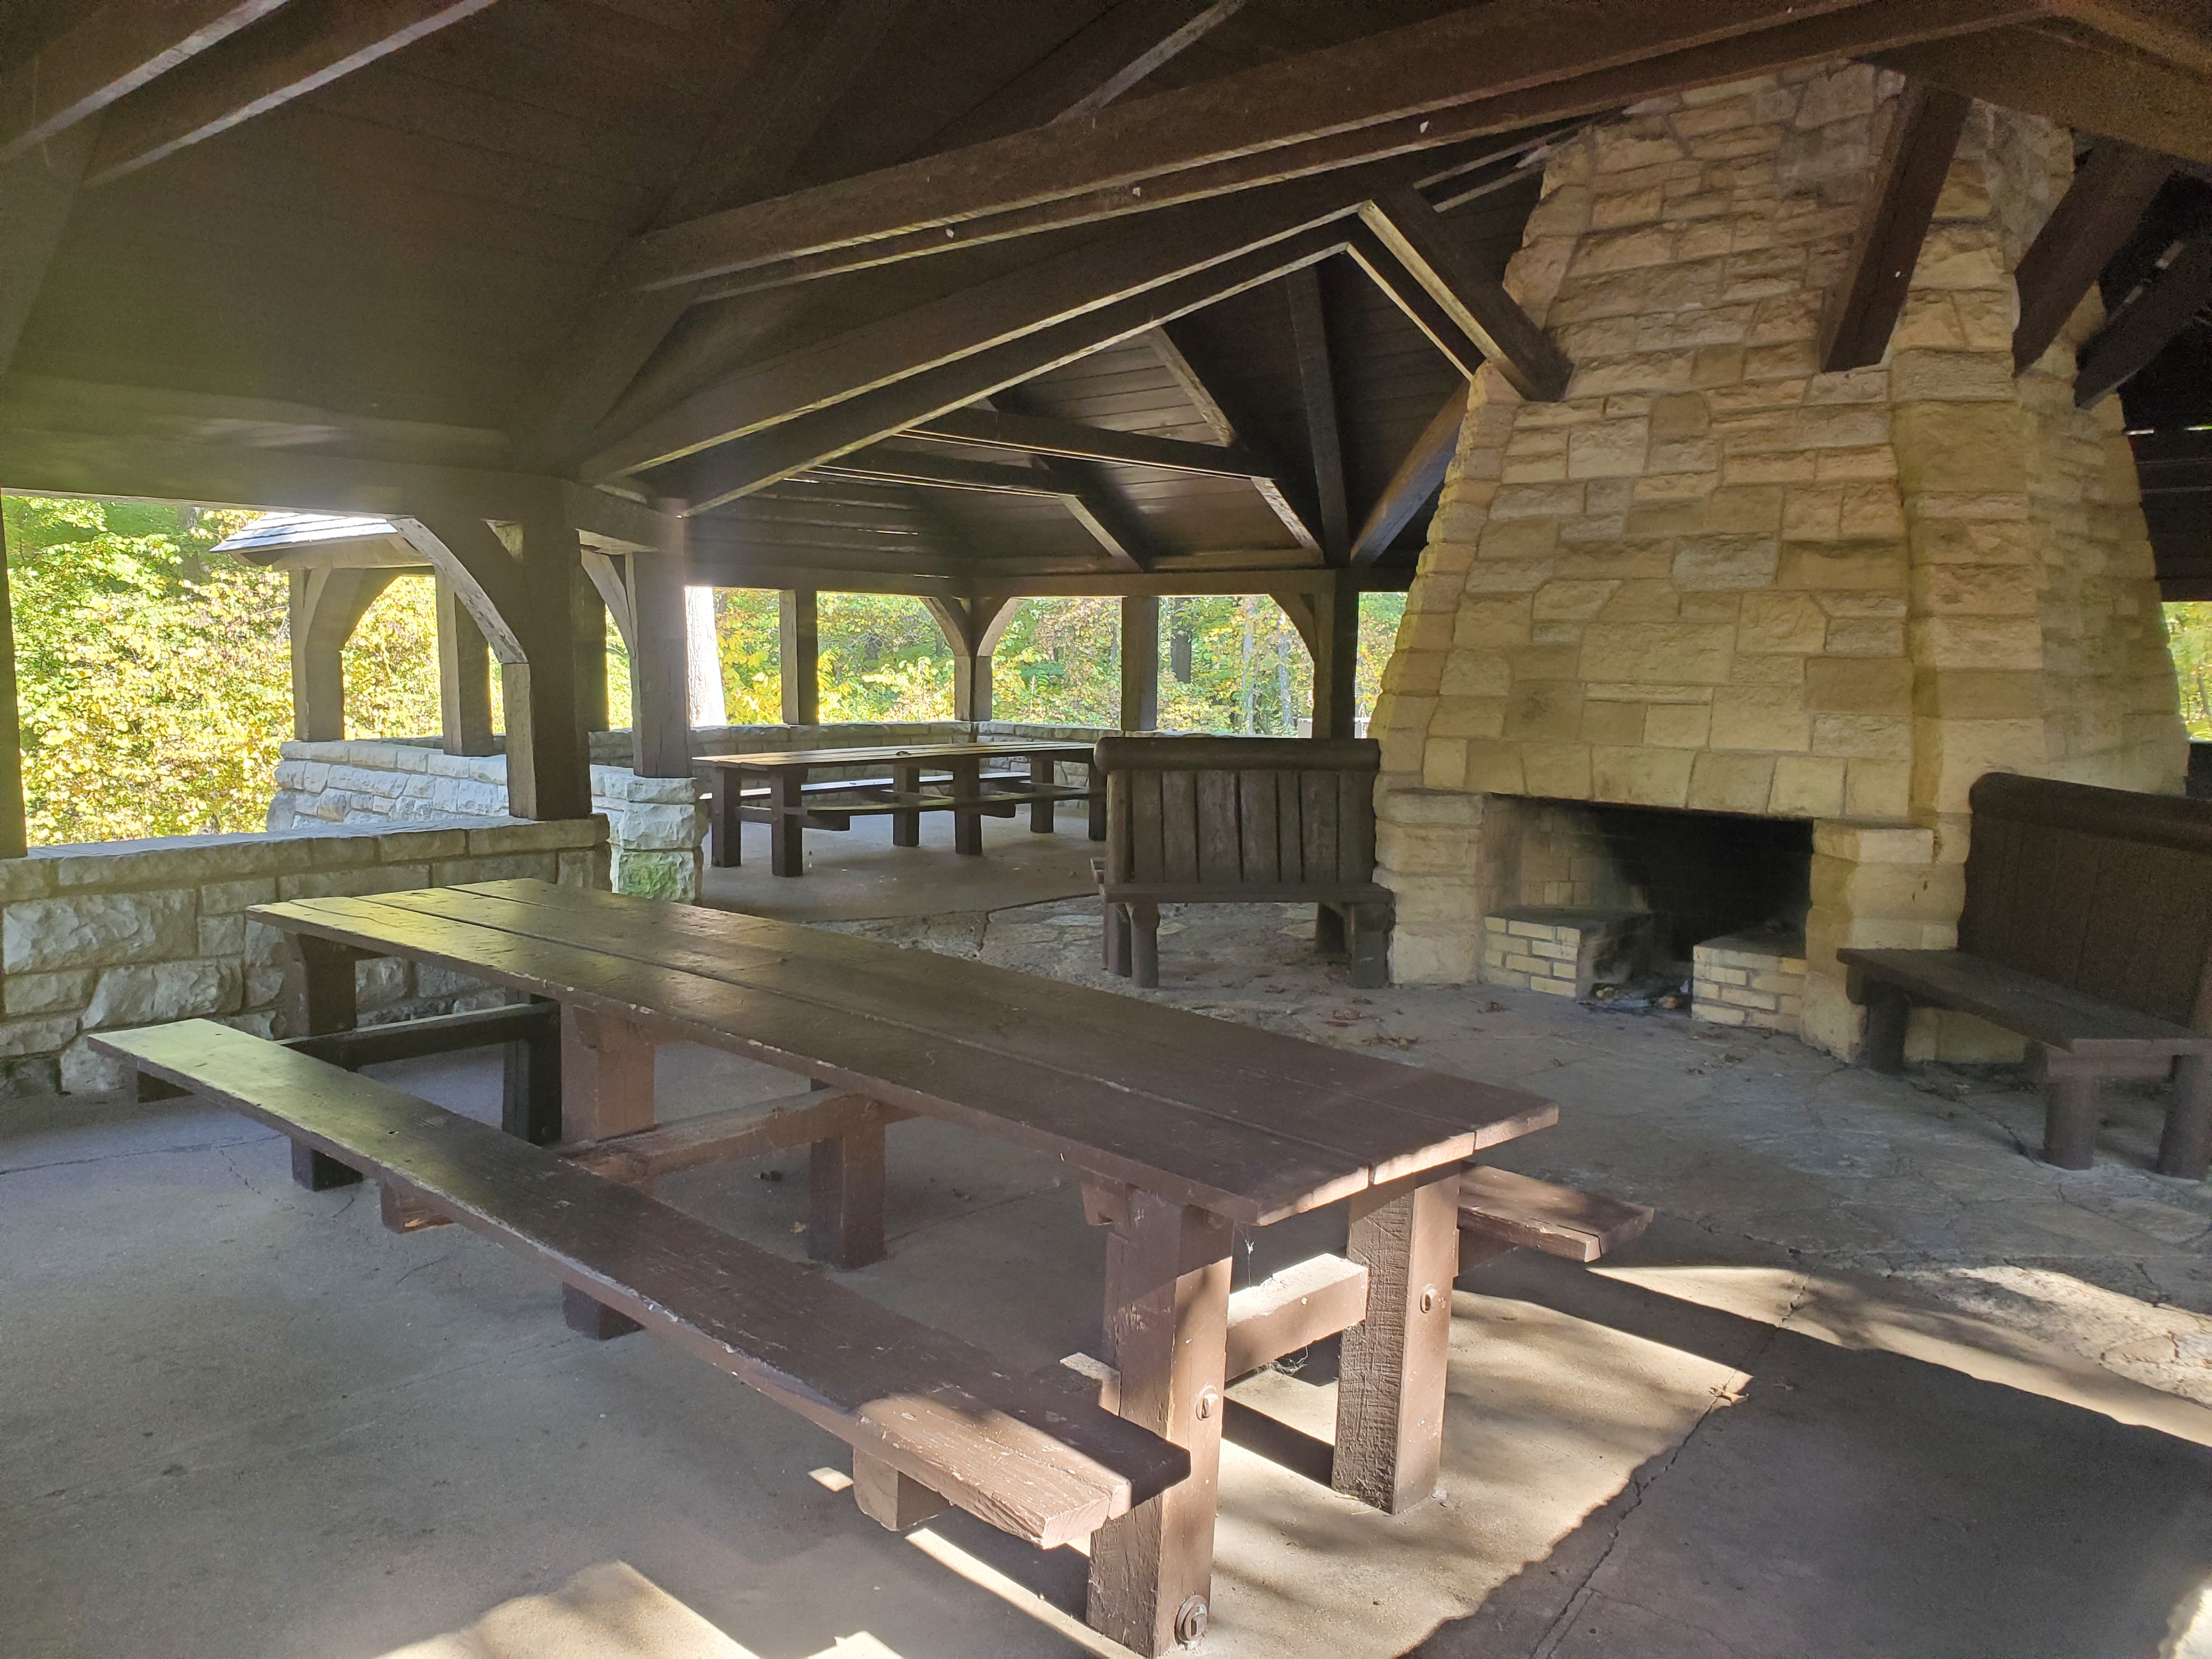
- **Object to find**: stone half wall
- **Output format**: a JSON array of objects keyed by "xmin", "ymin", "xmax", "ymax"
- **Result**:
[
  {"xmin": 1370, "ymin": 64, "xmax": 2187, "ymax": 1062},
  {"xmin": 0, "ymin": 816, "xmax": 609, "ymax": 1098},
  {"xmin": 271, "ymin": 721, "xmax": 1114, "ymax": 901}
]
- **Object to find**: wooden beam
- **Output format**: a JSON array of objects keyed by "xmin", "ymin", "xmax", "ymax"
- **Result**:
[
  {"xmin": 1873, "ymin": 19, "xmax": 2212, "ymax": 168},
  {"xmin": 1343, "ymin": 227, "xmax": 1485, "ymax": 379},
  {"xmin": 1306, "ymin": 568, "xmax": 1359, "ymax": 740},
  {"xmin": 1120, "ymin": 595, "xmax": 1160, "ymax": 730},
  {"xmin": 616, "ymin": 0, "xmax": 2042, "ymax": 293},
  {"xmin": 0, "ymin": 0, "xmax": 288, "ymax": 162},
  {"xmin": 2076, "ymin": 234, "xmax": 2212, "ymax": 404},
  {"xmin": 815, "ymin": 448, "xmax": 1071, "ymax": 496},
  {"xmin": 1816, "ymin": 82, "xmax": 1973, "ymax": 373},
  {"xmin": 585, "ymin": 163, "xmax": 1408, "ymax": 482},
  {"xmin": 518, "ymin": 0, "xmax": 911, "ymax": 467},
  {"xmin": 2014, "ymin": 139, "xmax": 2177, "ymax": 371},
  {"xmin": 628, "ymin": 505, "xmax": 693, "ymax": 776},
  {"xmin": 582, "ymin": 550, "xmax": 634, "ymax": 651},
  {"xmin": 0, "ymin": 120, "xmax": 99, "ymax": 382},
  {"xmin": 905, "ymin": 409, "xmax": 1268, "ymax": 476},
  {"xmin": 1153, "ymin": 321, "xmax": 1322, "ymax": 551},
  {"xmin": 1285, "ymin": 267, "xmax": 1348, "ymax": 560},
  {"xmin": 923, "ymin": 595, "xmax": 1013, "ymax": 721},
  {"xmin": 778, "ymin": 588, "xmax": 819, "ymax": 725},
  {"xmin": 1358, "ymin": 190, "xmax": 1571, "ymax": 399},
  {"xmin": 645, "ymin": 222, "xmax": 1351, "ymax": 513},
  {"xmin": 1351, "ymin": 385, "xmax": 1469, "ymax": 565},
  {"xmin": 986, "ymin": 388, "xmax": 1154, "ymax": 572},
  {"xmin": 435, "ymin": 572, "xmax": 496, "ymax": 757},
  {"xmin": 922, "ymin": 0, "xmax": 1248, "ymax": 152},
  {"xmin": 83, "ymin": 0, "xmax": 495, "ymax": 185}
]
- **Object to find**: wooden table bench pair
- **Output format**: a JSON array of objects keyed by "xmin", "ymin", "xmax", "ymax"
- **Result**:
[
  {"xmin": 1094, "ymin": 736, "xmax": 1396, "ymax": 989},
  {"xmin": 104, "ymin": 879, "xmax": 1582, "ymax": 1657},
  {"xmin": 1841, "ymin": 771, "xmax": 2212, "ymax": 1178},
  {"xmin": 699, "ymin": 741, "xmax": 1103, "ymax": 876}
]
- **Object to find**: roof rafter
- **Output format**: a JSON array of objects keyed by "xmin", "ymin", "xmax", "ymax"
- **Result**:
[
  {"xmin": 1351, "ymin": 385, "xmax": 1468, "ymax": 565},
  {"xmin": 904, "ymin": 409, "xmax": 1269, "ymax": 477},
  {"xmin": 1359, "ymin": 188, "xmax": 1569, "ymax": 399},
  {"xmin": 2076, "ymin": 233, "xmax": 2212, "ymax": 404},
  {"xmin": 1153, "ymin": 319, "xmax": 1323, "ymax": 553},
  {"xmin": 2012, "ymin": 138, "xmax": 2178, "ymax": 371}
]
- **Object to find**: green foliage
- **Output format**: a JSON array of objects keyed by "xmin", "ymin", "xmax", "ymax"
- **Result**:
[{"xmin": 2169, "ymin": 604, "xmax": 2212, "ymax": 740}]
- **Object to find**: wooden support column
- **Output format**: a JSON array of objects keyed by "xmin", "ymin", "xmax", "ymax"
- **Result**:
[
  {"xmin": 627, "ymin": 504, "xmax": 694, "ymax": 777},
  {"xmin": 1308, "ymin": 569, "xmax": 1361, "ymax": 741},
  {"xmin": 0, "ymin": 509, "xmax": 25, "ymax": 861},
  {"xmin": 435, "ymin": 573, "xmax": 496, "ymax": 757},
  {"xmin": 779, "ymin": 588, "xmax": 819, "ymax": 726},
  {"xmin": 926, "ymin": 595, "xmax": 1013, "ymax": 725},
  {"xmin": 287, "ymin": 567, "xmax": 395, "ymax": 742},
  {"xmin": 1120, "ymin": 595, "xmax": 1160, "ymax": 732},
  {"xmin": 573, "ymin": 562, "xmax": 611, "ymax": 733}
]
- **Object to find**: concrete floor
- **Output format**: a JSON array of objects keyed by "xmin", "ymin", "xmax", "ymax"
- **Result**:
[{"xmin": 9, "ymin": 822, "xmax": 2212, "ymax": 1657}]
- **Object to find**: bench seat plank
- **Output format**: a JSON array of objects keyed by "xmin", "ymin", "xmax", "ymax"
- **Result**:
[
  {"xmin": 1839, "ymin": 947, "xmax": 2212, "ymax": 1056},
  {"xmin": 368, "ymin": 882, "xmax": 1553, "ymax": 1183},
  {"xmin": 1456, "ymin": 1166, "xmax": 1655, "ymax": 1263},
  {"xmin": 97, "ymin": 1020, "xmax": 1187, "ymax": 1550}
]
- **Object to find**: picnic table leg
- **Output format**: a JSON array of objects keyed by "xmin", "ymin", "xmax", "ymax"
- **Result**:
[
  {"xmin": 280, "ymin": 936, "xmax": 364, "ymax": 1190},
  {"xmin": 1028, "ymin": 753, "xmax": 1056, "ymax": 833},
  {"xmin": 770, "ymin": 768, "xmax": 808, "ymax": 876},
  {"xmin": 1333, "ymin": 1166, "xmax": 1460, "ymax": 1513},
  {"xmin": 891, "ymin": 762, "xmax": 922, "ymax": 848},
  {"xmin": 1087, "ymin": 1191, "xmax": 1233, "ymax": 1657},
  {"xmin": 2041, "ymin": 1051, "xmax": 2103, "ymax": 1170},
  {"xmin": 950, "ymin": 754, "xmax": 984, "ymax": 856},
  {"xmin": 2160, "ymin": 1052, "xmax": 2212, "ymax": 1180},
  {"xmin": 500, "ymin": 995, "xmax": 562, "ymax": 1146},
  {"xmin": 809, "ymin": 1100, "xmax": 888, "ymax": 1269},
  {"xmin": 710, "ymin": 770, "xmax": 739, "ymax": 867},
  {"xmin": 1087, "ymin": 759, "xmax": 1107, "ymax": 842},
  {"xmin": 1128, "ymin": 901, "xmax": 1160, "ymax": 989},
  {"xmin": 559, "ymin": 1006, "xmax": 655, "ymax": 1339},
  {"xmin": 1860, "ymin": 980, "xmax": 1909, "ymax": 1074}
]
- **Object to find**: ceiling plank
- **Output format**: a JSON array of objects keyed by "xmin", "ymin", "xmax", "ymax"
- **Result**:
[
  {"xmin": 0, "ymin": 0, "xmax": 290, "ymax": 162},
  {"xmin": 650, "ymin": 223, "xmax": 1347, "ymax": 512},
  {"xmin": 1152, "ymin": 318, "xmax": 1321, "ymax": 552},
  {"xmin": 1871, "ymin": 20, "xmax": 2212, "ymax": 167},
  {"xmin": 923, "ymin": 0, "xmax": 1249, "ymax": 151},
  {"xmin": 584, "ymin": 159, "xmax": 1425, "ymax": 482},
  {"xmin": 2049, "ymin": 0, "xmax": 2212, "ymax": 80},
  {"xmin": 0, "ymin": 120, "xmax": 100, "ymax": 379},
  {"xmin": 905, "ymin": 408, "xmax": 1268, "ymax": 476},
  {"xmin": 1358, "ymin": 188, "xmax": 1571, "ymax": 399},
  {"xmin": 1351, "ymin": 384, "xmax": 1468, "ymax": 565},
  {"xmin": 1285, "ymin": 266, "xmax": 1348, "ymax": 561},
  {"xmin": 1816, "ymin": 82, "xmax": 1973, "ymax": 373},
  {"xmin": 83, "ymin": 0, "xmax": 496, "ymax": 185},
  {"xmin": 1341, "ymin": 227, "xmax": 1484, "ymax": 379},
  {"xmin": 2012, "ymin": 139, "xmax": 2178, "ymax": 371},
  {"xmin": 2075, "ymin": 234, "xmax": 2212, "ymax": 404},
  {"xmin": 612, "ymin": 0, "xmax": 2049, "ymax": 293},
  {"xmin": 518, "ymin": 0, "xmax": 913, "ymax": 468}
]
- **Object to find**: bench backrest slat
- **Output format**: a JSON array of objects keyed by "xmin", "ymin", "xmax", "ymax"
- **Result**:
[
  {"xmin": 97, "ymin": 1020, "xmax": 1187, "ymax": 1551},
  {"xmin": 1963, "ymin": 772, "xmax": 2212, "ymax": 1026},
  {"xmin": 1096, "ymin": 736, "xmax": 1381, "ymax": 894}
]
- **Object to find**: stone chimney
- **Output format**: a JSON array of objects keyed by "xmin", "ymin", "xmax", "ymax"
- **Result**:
[{"xmin": 1372, "ymin": 64, "xmax": 2187, "ymax": 1062}]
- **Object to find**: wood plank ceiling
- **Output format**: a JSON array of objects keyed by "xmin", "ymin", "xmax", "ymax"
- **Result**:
[{"xmin": 0, "ymin": 0, "xmax": 2208, "ymax": 596}]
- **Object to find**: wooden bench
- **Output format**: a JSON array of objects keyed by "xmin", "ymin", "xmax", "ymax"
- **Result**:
[
  {"xmin": 1839, "ymin": 771, "xmax": 2212, "ymax": 1178},
  {"xmin": 1093, "ymin": 735, "xmax": 1394, "ymax": 989},
  {"xmin": 98, "ymin": 1019, "xmax": 1188, "ymax": 1553},
  {"xmin": 1455, "ymin": 1165, "xmax": 1655, "ymax": 1266}
]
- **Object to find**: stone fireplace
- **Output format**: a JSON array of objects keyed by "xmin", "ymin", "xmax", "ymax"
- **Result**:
[{"xmin": 1372, "ymin": 64, "xmax": 2188, "ymax": 1060}]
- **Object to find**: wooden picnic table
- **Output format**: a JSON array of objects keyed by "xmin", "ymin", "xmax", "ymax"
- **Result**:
[
  {"xmin": 243, "ymin": 879, "xmax": 1556, "ymax": 1655},
  {"xmin": 698, "ymin": 740, "xmax": 1104, "ymax": 876}
]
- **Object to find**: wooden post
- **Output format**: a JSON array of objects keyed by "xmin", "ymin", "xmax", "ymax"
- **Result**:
[
  {"xmin": 627, "ymin": 504, "xmax": 694, "ymax": 777},
  {"xmin": 779, "ymin": 588, "xmax": 819, "ymax": 726},
  {"xmin": 435, "ymin": 573, "xmax": 496, "ymax": 757},
  {"xmin": 573, "ymin": 563, "xmax": 611, "ymax": 735},
  {"xmin": 501, "ymin": 518, "xmax": 592, "ymax": 821},
  {"xmin": 1308, "ymin": 569, "xmax": 1361, "ymax": 740},
  {"xmin": 0, "ymin": 509, "xmax": 26, "ymax": 860},
  {"xmin": 1333, "ymin": 1166, "xmax": 1460, "ymax": 1514},
  {"xmin": 1120, "ymin": 594, "xmax": 1159, "ymax": 731},
  {"xmin": 952, "ymin": 641, "xmax": 993, "ymax": 723},
  {"xmin": 279, "ymin": 935, "xmax": 364, "ymax": 1192},
  {"xmin": 1087, "ymin": 1190, "xmax": 1233, "ymax": 1656}
]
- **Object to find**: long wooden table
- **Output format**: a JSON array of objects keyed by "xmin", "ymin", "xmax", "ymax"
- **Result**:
[
  {"xmin": 699, "ymin": 740, "xmax": 1104, "ymax": 875},
  {"xmin": 247, "ymin": 880, "xmax": 1556, "ymax": 1655}
]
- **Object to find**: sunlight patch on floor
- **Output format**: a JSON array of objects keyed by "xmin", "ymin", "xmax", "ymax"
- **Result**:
[{"xmin": 904, "ymin": 1529, "xmax": 1134, "ymax": 1657}]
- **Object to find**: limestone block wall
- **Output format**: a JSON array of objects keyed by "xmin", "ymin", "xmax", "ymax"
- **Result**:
[
  {"xmin": 1371, "ymin": 64, "xmax": 2187, "ymax": 1059},
  {"xmin": 0, "ymin": 816, "xmax": 609, "ymax": 1097}
]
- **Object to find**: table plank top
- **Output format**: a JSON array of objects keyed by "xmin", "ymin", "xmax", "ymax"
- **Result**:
[
  {"xmin": 698, "ymin": 741, "xmax": 1096, "ymax": 769},
  {"xmin": 250, "ymin": 881, "xmax": 1556, "ymax": 1224}
]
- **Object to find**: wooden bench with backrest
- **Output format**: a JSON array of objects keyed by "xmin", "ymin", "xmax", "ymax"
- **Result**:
[
  {"xmin": 1093, "ymin": 735, "xmax": 1393, "ymax": 989},
  {"xmin": 98, "ymin": 1019, "xmax": 1189, "ymax": 1553},
  {"xmin": 1839, "ymin": 771, "xmax": 2212, "ymax": 1178}
]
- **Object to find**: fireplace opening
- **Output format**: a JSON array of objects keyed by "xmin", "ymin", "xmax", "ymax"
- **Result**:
[{"xmin": 1477, "ymin": 795, "xmax": 1813, "ymax": 1029}]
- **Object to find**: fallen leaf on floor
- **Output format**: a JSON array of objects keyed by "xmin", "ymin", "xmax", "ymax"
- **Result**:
[{"xmin": 1686, "ymin": 1066, "xmax": 1707, "ymax": 1076}]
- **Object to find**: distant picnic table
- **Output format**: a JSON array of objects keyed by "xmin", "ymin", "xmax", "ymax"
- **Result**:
[
  {"xmin": 698, "ymin": 740, "xmax": 1104, "ymax": 875},
  {"xmin": 114, "ymin": 880, "xmax": 1557, "ymax": 1656}
]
